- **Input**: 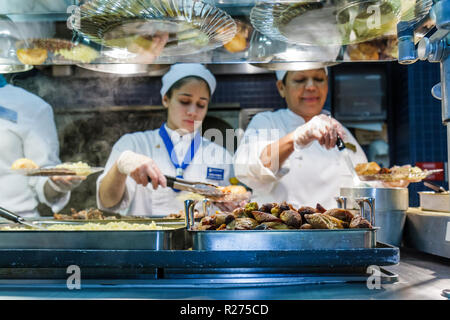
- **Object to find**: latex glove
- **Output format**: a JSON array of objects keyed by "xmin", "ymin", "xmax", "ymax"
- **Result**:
[
  {"xmin": 293, "ymin": 114, "xmax": 346, "ymax": 150},
  {"xmin": 48, "ymin": 175, "xmax": 86, "ymax": 193},
  {"xmin": 116, "ymin": 150, "xmax": 166, "ymax": 190}
]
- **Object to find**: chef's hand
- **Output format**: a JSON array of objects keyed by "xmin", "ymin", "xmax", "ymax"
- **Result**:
[
  {"xmin": 292, "ymin": 114, "xmax": 346, "ymax": 149},
  {"xmin": 47, "ymin": 175, "xmax": 86, "ymax": 193},
  {"xmin": 116, "ymin": 150, "xmax": 167, "ymax": 190},
  {"xmin": 129, "ymin": 32, "xmax": 169, "ymax": 64}
]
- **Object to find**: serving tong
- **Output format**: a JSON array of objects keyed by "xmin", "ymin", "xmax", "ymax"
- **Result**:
[
  {"xmin": 0, "ymin": 206, "xmax": 45, "ymax": 230},
  {"xmin": 148, "ymin": 175, "xmax": 223, "ymax": 198}
]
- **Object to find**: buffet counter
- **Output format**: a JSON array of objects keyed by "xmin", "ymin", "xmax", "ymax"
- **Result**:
[{"xmin": 0, "ymin": 247, "xmax": 447, "ymax": 300}]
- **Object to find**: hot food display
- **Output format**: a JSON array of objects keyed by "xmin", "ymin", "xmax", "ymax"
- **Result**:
[{"xmin": 194, "ymin": 201, "xmax": 373, "ymax": 231}]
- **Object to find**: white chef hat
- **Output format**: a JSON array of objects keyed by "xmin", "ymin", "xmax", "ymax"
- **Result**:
[
  {"xmin": 275, "ymin": 66, "xmax": 328, "ymax": 82},
  {"xmin": 160, "ymin": 63, "xmax": 216, "ymax": 98}
]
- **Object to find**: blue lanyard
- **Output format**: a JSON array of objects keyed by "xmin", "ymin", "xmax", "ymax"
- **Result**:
[
  {"xmin": 0, "ymin": 75, "xmax": 6, "ymax": 88},
  {"xmin": 159, "ymin": 123, "xmax": 202, "ymax": 189}
]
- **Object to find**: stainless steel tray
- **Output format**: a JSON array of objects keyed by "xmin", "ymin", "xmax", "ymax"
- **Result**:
[
  {"xmin": 190, "ymin": 228, "xmax": 378, "ymax": 251},
  {"xmin": 0, "ymin": 220, "xmax": 188, "ymax": 250},
  {"xmin": 184, "ymin": 199, "xmax": 378, "ymax": 251}
]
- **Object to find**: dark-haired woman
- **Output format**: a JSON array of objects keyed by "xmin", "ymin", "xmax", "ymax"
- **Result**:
[{"xmin": 97, "ymin": 64, "xmax": 233, "ymax": 216}]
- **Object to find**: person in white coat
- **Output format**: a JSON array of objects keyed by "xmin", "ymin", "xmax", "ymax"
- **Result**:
[
  {"xmin": 0, "ymin": 75, "xmax": 83, "ymax": 217},
  {"xmin": 234, "ymin": 67, "xmax": 367, "ymax": 209},
  {"xmin": 97, "ymin": 64, "xmax": 233, "ymax": 216}
]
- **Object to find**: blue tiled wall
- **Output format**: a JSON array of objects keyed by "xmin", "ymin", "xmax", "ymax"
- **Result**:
[{"xmin": 392, "ymin": 61, "xmax": 448, "ymax": 206}]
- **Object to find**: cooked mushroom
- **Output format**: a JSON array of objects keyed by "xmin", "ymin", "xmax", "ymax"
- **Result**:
[
  {"xmin": 304, "ymin": 213, "xmax": 346, "ymax": 229},
  {"xmin": 324, "ymin": 208, "xmax": 355, "ymax": 223},
  {"xmin": 280, "ymin": 210, "xmax": 302, "ymax": 228}
]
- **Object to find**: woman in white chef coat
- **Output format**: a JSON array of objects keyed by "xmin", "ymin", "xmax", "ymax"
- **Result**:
[
  {"xmin": 0, "ymin": 75, "xmax": 83, "ymax": 217},
  {"xmin": 97, "ymin": 64, "xmax": 233, "ymax": 216},
  {"xmin": 233, "ymin": 67, "xmax": 367, "ymax": 209}
]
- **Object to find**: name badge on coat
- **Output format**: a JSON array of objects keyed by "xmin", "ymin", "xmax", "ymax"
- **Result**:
[
  {"xmin": 206, "ymin": 167, "xmax": 224, "ymax": 181},
  {"xmin": 0, "ymin": 106, "xmax": 18, "ymax": 123}
]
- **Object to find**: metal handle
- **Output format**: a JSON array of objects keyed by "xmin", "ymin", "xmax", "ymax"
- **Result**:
[
  {"xmin": 202, "ymin": 199, "xmax": 212, "ymax": 217},
  {"xmin": 336, "ymin": 135, "xmax": 346, "ymax": 151},
  {"xmin": 147, "ymin": 175, "xmax": 176, "ymax": 188},
  {"xmin": 0, "ymin": 206, "xmax": 22, "ymax": 224},
  {"xmin": 355, "ymin": 197, "xmax": 375, "ymax": 226},
  {"xmin": 184, "ymin": 199, "xmax": 198, "ymax": 230},
  {"xmin": 335, "ymin": 196, "xmax": 347, "ymax": 209}
]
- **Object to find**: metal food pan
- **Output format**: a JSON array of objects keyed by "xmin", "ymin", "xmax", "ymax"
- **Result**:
[
  {"xmin": 190, "ymin": 228, "xmax": 378, "ymax": 251},
  {"xmin": 0, "ymin": 220, "xmax": 189, "ymax": 250}
]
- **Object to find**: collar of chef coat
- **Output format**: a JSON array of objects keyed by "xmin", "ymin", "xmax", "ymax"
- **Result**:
[{"xmin": 163, "ymin": 123, "xmax": 197, "ymax": 145}]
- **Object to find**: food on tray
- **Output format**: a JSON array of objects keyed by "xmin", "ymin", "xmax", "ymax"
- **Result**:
[
  {"xmin": 355, "ymin": 162, "xmax": 438, "ymax": 184},
  {"xmin": 324, "ymin": 208, "xmax": 355, "ymax": 223},
  {"xmin": 16, "ymin": 48, "xmax": 48, "ymax": 65},
  {"xmin": 11, "ymin": 158, "xmax": 39, "ymax": 170},
  {"xmin": 55, "ymin": 45, "xmax": 99, "ymax": 63},
  {"xmin": 165, "ymin": 209, "xmax": 204, "ymax": 219},
  {"xmin": 17, "ymin": 39, "xmax": 99, "ymax": 63},
  {"xmin": 0, "ymin": 221, "xmax": 170, "ymax": 231},
  {"xmin": 46, "ymin": 221, "xmax": 169, "ymax": 231},
  {"xmin": 347, "ymin": 36, "xmax": 398, "ymax": 61},
  {"xmin": 223, "ymin": 20, "xmax": 252, "ymax": 53},
  {"xmin": 193, "ymin": 201, "xmax": 372, "ymax": 231},
  {"xmin": 304, "ymin": 213, "xmax": 347, "ymax": 229},
  {"xmin": 349, "ymin": 215, "xmax": 373, "ymax": 229},
  {"xmin": 355, "ymin": 162, "xmax": 381, "ymax": 176},
  {"xmin": 54, "ymin": 208, "xmax": 116, "ymax": 220},
  {"xmin": 55, "ymin": 161, "xmax": 92, "ymax": 176}
]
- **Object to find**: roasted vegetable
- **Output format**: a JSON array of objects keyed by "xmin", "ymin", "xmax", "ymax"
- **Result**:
[
  {"xmin": 280, "ymin": 210, "xmax": 302, "ymax": 228},
  {"xmin": 349, "ymin": 215, "xmax": 373, "ymax": 229},
  {"xmin": 279, "ymin": 201, "xmax": 292, "ymax": 213},
  {"xmin": 235, "ymin": 218, "xmax": 259, "ymax": 230},
  {"xmin": 259, "ymin": 203, "xmax": 276, "ymax": 213},
  {"xmin": 231, "ymin": 207, "xmax": 245, "ymax": 218},
  {"xmin": 316, "ymin": 203, "xmax": 327, "ymax": 213},
  {"xmin": 300, "ymin": 223, "xmax": 313, "ymax": 229},
  {"xmin": 270, "ymin": 205, "xmax": 281, "ymax": 217},
  {"xmin": 213, "ymin": 213, "xmax": 235, "ymax": 227},
  {"xmin": 324, "ymin": 208, "xmax": 355, "ymax": 223},
  {"xmin": 252, "ymin": 211, "xmax": 283, "ymax": 223},
  {"xmin": 304, "ymin": 213, "xmax": 346, "ymax": 229},
  {"xmin": 257, "ymin": 221, "xmax": 290, "ymax": 230},
  {"xmin": 244, "ymin": 202, "xmax": 258, "ymax": 218},
  {"xmin": 297, "ymin": 206, "xmax": 317, "ymax": 221}
]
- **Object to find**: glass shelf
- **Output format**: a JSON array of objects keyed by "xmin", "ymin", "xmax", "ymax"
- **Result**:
[{"xmin": 0, "ymin": 0, "xmax": 436, "ymax": 71}]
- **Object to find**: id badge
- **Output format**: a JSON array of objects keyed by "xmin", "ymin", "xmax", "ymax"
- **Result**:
[{"xmin": 206, "ymin": 167, "xmax": 224, "ymax": 181}]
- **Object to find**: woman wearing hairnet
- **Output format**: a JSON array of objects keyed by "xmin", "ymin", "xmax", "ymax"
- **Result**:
[
  {"xmin": 97, "ymin": 64, "xmax": 233, "ymax": 216},
  {"xmin": 233, "ymin": 67, "xmax": 367, "ymax": 209}
]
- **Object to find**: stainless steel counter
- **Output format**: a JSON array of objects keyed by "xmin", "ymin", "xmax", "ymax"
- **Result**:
[{"xmin": 0, "ymin": 247, "xmax": 447, "ymax": 300}]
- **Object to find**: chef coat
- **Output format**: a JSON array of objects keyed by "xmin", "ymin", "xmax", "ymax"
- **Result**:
[
  {"xmin": 96, "ymin": 124, "xmax": 234, "ymax": 216},
  {"xmin": 0, "ymin": 83, "xmax": 69, "ymax": 217},
  {"xmin": 234, "ymin": 108, "xmax": 367, "ymax": 209}
]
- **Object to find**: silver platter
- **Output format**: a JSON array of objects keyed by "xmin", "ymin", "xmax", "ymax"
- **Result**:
[{"xmin": 75, "ymin": 0, "xmax": 237, "ymax": 57}]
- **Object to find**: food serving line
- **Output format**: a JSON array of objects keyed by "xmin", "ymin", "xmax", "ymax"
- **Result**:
[{"xmin": 0, "ymin": 197, "xmax": 447, "ymax": 300}]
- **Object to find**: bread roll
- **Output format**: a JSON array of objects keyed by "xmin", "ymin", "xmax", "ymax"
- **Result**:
[
  {"xmin": 355, "ymin": 162, "xmax": 381, "ymax": 175},
  {"xmin": 16, "ymin": 48, "xmax": 48, "ymax": 65},
  {"xmin": 219, "ymin": 185, "xmax": 247, "ymax": 194},
  {"xmin": 11, "ymin": 158, "xmax": 39, "ymax": 170}
]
